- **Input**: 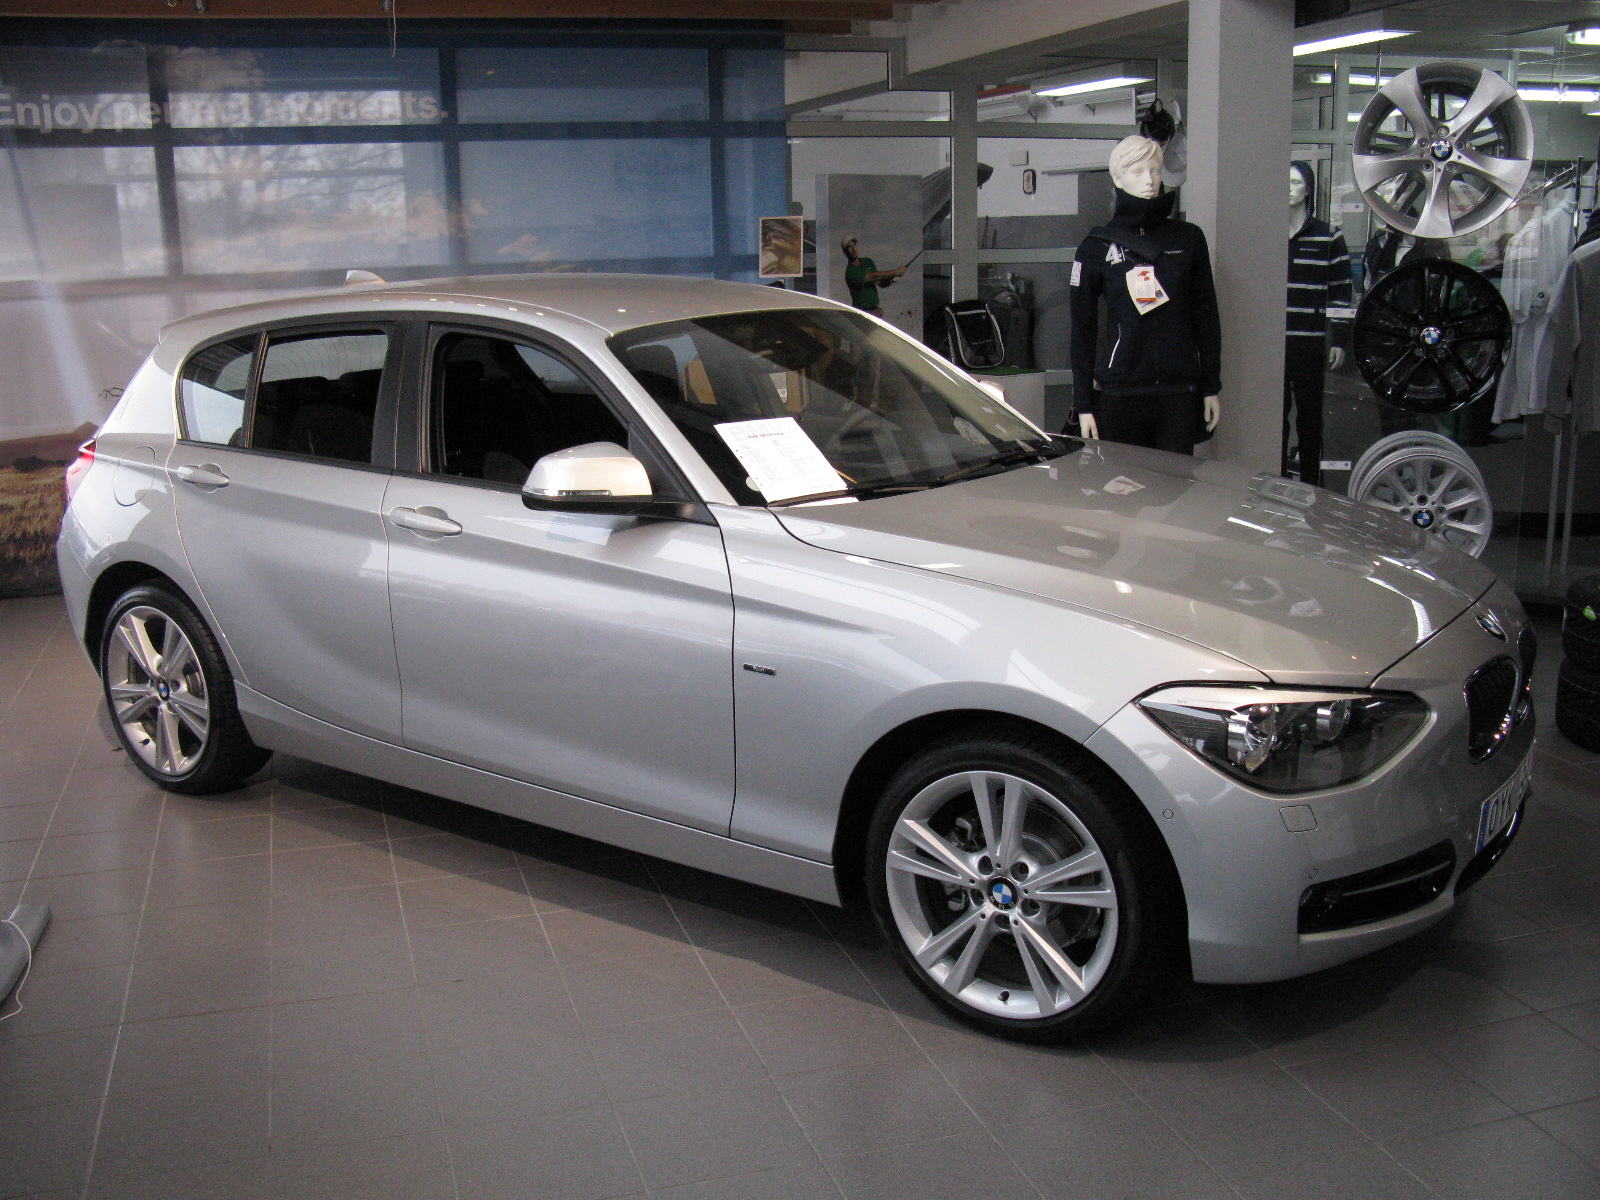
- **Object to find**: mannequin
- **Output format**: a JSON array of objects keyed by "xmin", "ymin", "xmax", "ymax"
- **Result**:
[
  {"xmin": 1071, "ymin": 136, "xmax": 1221, "ymax": 452},
  {"xmin": 1283, "ymin": 161, "xmax": 1352, "ymax": 487}
]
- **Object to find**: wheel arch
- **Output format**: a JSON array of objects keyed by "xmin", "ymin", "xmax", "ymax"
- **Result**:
[
  {"xmin": 831, "ymin": 708, "xmax": 1189, "ymax": 942},
  {"xmin": 84, "ymin": 561, "xmax": 198, "ymax": 660}
]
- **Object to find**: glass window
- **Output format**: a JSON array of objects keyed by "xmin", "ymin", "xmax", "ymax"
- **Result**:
[
  {"xmin": 456, "ymin": 48, "xmax": 708, "ymax": 123},
  {"xmin": 174, "ymin": 142, "xmax": 448, "ymax": 273},
  {"xmin": 180, "ymin": 335, "xmax": 257, "ymax": 446},
  {"xmin": 430, "ymin": 332, "xmax": 628, "ymax": 485},
  {"xmin": 459, "ymin": 138, "xmax": 713, "ymax": 267},
  {"xmin": 164, "ymin": 46, "xmax": 441, "ymax": 128},
  {"xmin": 723, "ymin": 48, "xmax": 786, "ymax": 121},
  {"xmin": 608, "ymin": 308, "xmax": 1056, "ymax": 506},
  {"xmin": 253, "ymin": 330, "xmax": 387, "ymax": 463}
]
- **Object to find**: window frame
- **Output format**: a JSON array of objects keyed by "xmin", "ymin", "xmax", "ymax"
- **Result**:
[{"xmin": 173, "ymin": 313, "xmax": 405, "ymax": 473}]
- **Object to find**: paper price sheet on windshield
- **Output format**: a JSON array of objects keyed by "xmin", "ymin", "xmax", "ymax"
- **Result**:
[{"xmin": 715, "ymin": 417, "xmax": 847, "ymax": 503}]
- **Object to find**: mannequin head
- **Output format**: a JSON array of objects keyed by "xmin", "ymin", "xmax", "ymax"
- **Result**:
[
  {"xmin": 1289, "ymin": 161, "xmax": 1315, "ymax": 210},
  {"xmin": 1109, "ymin": 136, "xmax": 1165, "ymax": 199}
]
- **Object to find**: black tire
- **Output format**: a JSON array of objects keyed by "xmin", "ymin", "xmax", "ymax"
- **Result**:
[
  {"xmin": 99, "ymin": 584, "xmax": 271, "ymax": 795},
  {"xmin": 1556, "ymin": 659, "xmax": 1600, "ymax": 753},
  {"xmin": 1564, "ymin": 576, "xmax": 1600, "ymax": 672},
  {"xmin": 1556, "ymin": 698, "xmax": 1600, "ymax": 753},
  {"xmin": 1559, "ymin": 658, "xmax": 1600, "ymax": 709},
  {"xmin": 864, "ymin": 728, "xmax": 1182, "ymax": 1042}
]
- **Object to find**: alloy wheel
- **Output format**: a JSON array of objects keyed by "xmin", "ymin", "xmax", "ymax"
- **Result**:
[
  {"xmin": 1353, "ymin": 61, "xmax": 1532, "ymax": 240},
  {"xmin": 105, "ymin": 605, "xmax": 211, "ymax": 777},
  {"xmin": 1356, "ymin": 444, "xmax": 1493, "ymax": 557},
  {"xmin": 884, "ymin": 770, "xmax": 1119, "ymax": 1020}
]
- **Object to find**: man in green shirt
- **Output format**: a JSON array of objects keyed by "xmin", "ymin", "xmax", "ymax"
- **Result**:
[{"xmin": 842, "ymin": 236, "xmax": 906, "ymax": 314}]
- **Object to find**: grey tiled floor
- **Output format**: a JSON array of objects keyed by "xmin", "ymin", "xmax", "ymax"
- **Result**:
[{"xmin": 2, "ymin": 592, "xmax": 1600, "ymax": 1200}]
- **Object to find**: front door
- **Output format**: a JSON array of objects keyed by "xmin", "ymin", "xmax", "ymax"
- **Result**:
[
  {"xmin": 169, "ymin": 325, "xmax": 401, "ymax": 741},
  {"xmin": 384, "ymin": 326, "xmax": 735, "ymax": 832}
]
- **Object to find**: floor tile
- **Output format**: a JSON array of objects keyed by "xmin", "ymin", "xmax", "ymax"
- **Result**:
[
  {"xmin": 1531, "ymin": 1096, "xmax": 1600, "ymax": 1169},
  {"xmin": 267, "ymin": 1132, "xmax": 457, "ymax": 1200},
  {"xmin": 432, "ymin": 1020, "xmax": 608, "ymax": 1128},
  {"xmin": 450, "ymin": 1105, "xmax": 644, "ymax": 1200},
  {"xmin": 0, "ymin": 1098, "xmax": 100, "ymax": 1197},
  {"xmin": 586, "ymin": 1008, "xmax": 768, "ymax": 1102},
  {"xmin": 1423, "ymin": 1014, "xmax": 1600, "ymax": 1112},
  {"xmin": 1287, "ymin": 1040, "xmax": 1513, "ymax": 1147},
  {"xmin": 828, "ymin": 1131, "xmax": 1034, "ymax": 1200},
  {"xmin": 1391, "ymin": 1115, "xmax": 1600, "ymax": 1200},
  {"xmin": 991, "ymin": 1097, "xmax": 1235, "ymax": 1200},
  {"xmin": 777, "ymin": 1058, "xmax": 982, "ymax": 1160},
  {"xmin": 0, "ymin": 1024, "xmax": 117, "ymax": 1112},
  {"xmin": 735, "ymin": 989, "xmax": 919, "ymax": 1077},
  {"xmin": 651, "ymin": 1157, "xmax": 841, "ymax": 1200},
  {"xmin": 614, "ymin": 1077, "xmax": 815, "ymax": 1191}
]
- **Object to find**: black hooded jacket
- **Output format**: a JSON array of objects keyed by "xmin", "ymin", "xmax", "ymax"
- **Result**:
[{"xmin": 1069, "ymin": 188, "xmax": 1222, "ymax": 413}]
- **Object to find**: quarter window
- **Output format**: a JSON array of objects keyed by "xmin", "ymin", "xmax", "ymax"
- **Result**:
[
  {"xmin": 430, "ymin": 331, "xmax": 630, "ymax": 484},
  {"xmin": 179, "ymin": 335, "xmax": 257, "ymax": 446},
  {"xmin": 253, "ymin": 330, "xmax": 388, "ymax": 464}
]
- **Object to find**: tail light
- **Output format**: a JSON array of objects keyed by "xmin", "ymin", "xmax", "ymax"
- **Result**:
[{"xmin": 64, "ymin": 439, "xmax": 95, "ymax": 504}]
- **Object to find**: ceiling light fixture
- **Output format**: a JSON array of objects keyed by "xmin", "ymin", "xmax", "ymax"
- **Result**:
[
  {"xmin": 1567, "ymin": 22, "xmax": 1600, "ymax": 46},
  {"xmin": 1293, "ymin": 11, "xmax": 1414, "ymax": 57},
  {"xmin": 1517, "ymin": 85, "xmax": 1600, "ymax": 103},
  {"xmin": 1295, "ymin": 29, "xmax": 1413, "ymax": 56},
  {"xmin": 1037, "ymin": 75, "xmax": 1151, "ymax": 98}
]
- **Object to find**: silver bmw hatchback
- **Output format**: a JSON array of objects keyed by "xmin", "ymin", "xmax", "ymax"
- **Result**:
[{"xmin": 58, "ymin": 274, "xmax": 1534, "ymax": 1040}]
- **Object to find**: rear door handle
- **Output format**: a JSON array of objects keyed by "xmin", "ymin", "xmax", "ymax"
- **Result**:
[
  {"xmin": 174, "ymin": 463, "xmax": 230, "ymax": 490},
  {"xmin": 389, "ymin": 506, "xmax": 462, "ymax": 537}
]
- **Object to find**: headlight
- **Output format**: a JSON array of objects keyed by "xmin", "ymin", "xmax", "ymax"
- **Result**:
[{"xmin": 1136, "ymin": 685, "xmax": 1429, "ymax": 794}]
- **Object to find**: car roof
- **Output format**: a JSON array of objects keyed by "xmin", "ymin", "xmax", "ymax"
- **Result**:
[{"xmin": 160, "ymin": 273, "xmax": 845, "ymax": 344}]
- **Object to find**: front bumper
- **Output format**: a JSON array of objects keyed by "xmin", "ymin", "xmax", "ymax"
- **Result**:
[{"xmin": 1085, "ymin": 580, "xmax": 1534, "ymax": 985}]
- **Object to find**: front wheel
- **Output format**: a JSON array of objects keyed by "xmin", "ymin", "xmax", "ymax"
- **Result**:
[
  {"xmin": 99, "ymin": 584, "xmax": 270, "ymax": 794},
  {"xmin": 865, "ymin": 732, "xmax": 1179, "ymax": 1041}
]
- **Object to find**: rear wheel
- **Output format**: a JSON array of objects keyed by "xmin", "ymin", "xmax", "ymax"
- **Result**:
[
  {"xmin": 99, "ymin": 585, "xmax": 270, "ymax": 794},
  {"xmin": 865, "ymin": 731, "xmax": 1179, "ymax": 1041}
]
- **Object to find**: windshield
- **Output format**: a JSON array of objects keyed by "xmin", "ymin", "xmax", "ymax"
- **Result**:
[{"xmin": 607, "ymin": 308, "xmax": 1068, "ymax": 505}]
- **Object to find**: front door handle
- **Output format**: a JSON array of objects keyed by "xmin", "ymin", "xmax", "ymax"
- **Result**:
[
  {"xmin": 174, "ymin": 463, "xmax": 230, "ymax": 490},
  {"xmin": 389, "ymin": 505, "xmax": 462, "ymax": 537}
]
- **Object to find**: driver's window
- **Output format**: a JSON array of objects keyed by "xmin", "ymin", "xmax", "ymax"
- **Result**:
[{"xmin": 430, "ymin": 331, "xmax": 629, "ymax": 484}]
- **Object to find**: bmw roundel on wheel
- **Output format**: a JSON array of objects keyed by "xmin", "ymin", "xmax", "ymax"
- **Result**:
[{"xmin": 58, "ymin": 274, "xmax": 1534, "ymax": 1039}]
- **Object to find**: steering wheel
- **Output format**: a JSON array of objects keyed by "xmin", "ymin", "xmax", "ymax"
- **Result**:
[{"xmin": 1352, "ymin": 258, "xmax": 1510, "ymax": 413}]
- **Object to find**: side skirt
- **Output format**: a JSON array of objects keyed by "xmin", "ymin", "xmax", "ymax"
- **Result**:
[{"xmin": 236, "ymin": 685, "xmax": 841, "ymax": 906}]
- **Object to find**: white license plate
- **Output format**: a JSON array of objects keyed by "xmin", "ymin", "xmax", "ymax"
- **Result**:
[{"xmin": 1476, "ymin": 750, "xmax": 1532, "ymax": 851}]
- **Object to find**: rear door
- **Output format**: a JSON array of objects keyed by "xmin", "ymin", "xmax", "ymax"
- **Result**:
[
  {"xmin": 170, "ymin": 323, "xmax": 403, "ymax": 741},
  {"xmin": 383, "ymin": 323, "xmax": 736, "ymax": 832}
]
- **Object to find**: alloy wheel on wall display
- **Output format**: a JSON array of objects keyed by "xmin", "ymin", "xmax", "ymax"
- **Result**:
[
  {"xmin": 1351, "ymin": 436, "xmax": 1494, "ymax": 557},
  {"xmin": 1353, "ymin": 61, "xmax": 1533, "ymax": 239},
  {"xmin": 1353, "ymin": 259, "xmax": 1512, "ymax": 413}
]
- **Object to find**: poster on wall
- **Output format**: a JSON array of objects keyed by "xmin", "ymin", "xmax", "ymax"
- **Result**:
[
  {"xmin": 758, "ymin": 216, "xmax": 804, "ymax": 278},
  {"xmin": 0, "ymin": 425, "xmax": 96, "ymax": 596}
]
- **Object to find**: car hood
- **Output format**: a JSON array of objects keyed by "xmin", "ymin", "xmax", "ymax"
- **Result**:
[{"xmin": 773, "ymin": 441, "xmax": 1497, "ymax": 687}]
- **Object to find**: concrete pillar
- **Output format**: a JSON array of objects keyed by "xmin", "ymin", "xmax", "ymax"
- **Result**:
[{"xmin": 1185, "ymin": 0, "xmax": 1295, "ymax": 471}]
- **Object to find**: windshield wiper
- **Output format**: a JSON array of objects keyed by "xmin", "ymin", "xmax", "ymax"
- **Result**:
[
  {"xmin": 934, "ymin": 443, "xmax": 1065, "ymax": 485},
  {"xmin": 768, "ymin": 481, "xmax": 937, "ymax": 507}
]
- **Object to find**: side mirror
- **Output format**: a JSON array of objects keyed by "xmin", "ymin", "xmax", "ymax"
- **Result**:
[{"xmin": 521, "ymin": 441, "xmax": 652, "ymax": 512}]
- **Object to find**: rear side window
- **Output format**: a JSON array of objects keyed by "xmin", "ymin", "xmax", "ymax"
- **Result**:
[
  {"xmin": 179, "ymin": 335, "xmax": 257, "ymax": 446},
  {"xmin": 253, "ymin": 331, "xmax": 388, "ymax": 465}
]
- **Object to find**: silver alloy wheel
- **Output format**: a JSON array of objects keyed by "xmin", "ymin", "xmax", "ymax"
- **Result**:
[
  {"xmin": 1352, "ymin": 61, "xmax": 1532, "ymax": 239},
  {"xmin": 1356, "ymin": 444, "xmax": 1492, "ymax": 557},
  {"xmin": 106, "ymin": 605, "xmax": 211, "ymax": 776},
  {"xmin": 884, "ymin": 770, "xmax": 1118, "ymax": 1019},
  {"xmin": 1349, "ymin": 431, "xmax": 1471, "ymax": 499}
]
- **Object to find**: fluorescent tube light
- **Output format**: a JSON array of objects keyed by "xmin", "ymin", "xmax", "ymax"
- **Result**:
[
  {"xmin": 1518, "ymin": 86, "xmax": 1600, "ymax": 103},
  {"xmin": 1037, "ymin": 75, "xmax": 1151, "ymax": 98},
  {"xmin": 1294, "ymin": 29, "xmax": 1414, "ymax": 55},
  {"xmin": 1568, "ymin": 22, "xmax": 1600, "ymax": 46}
]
